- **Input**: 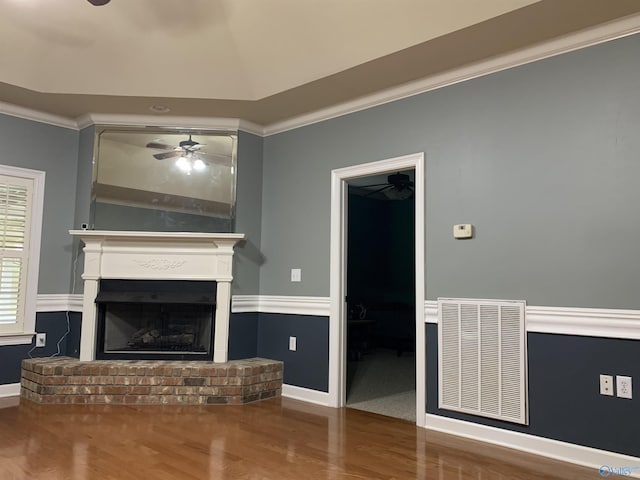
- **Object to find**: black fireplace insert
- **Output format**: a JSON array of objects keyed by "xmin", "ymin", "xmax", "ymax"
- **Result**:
[{"xmin": 95, "ymin": 279, "xmax": 216, "ymax": 361}]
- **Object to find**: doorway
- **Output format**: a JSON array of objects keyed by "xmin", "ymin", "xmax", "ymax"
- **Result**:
[
  {"xmin": 328, "ymin": 153, "xmax": 425, "ymax": 426},
  {"xmin": 345, "ymin": 171, "xmax": 416, "ymax": 421}
]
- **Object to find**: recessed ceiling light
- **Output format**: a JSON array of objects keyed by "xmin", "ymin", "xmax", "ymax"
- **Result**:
[{"xmin": 149, "ymin": 105, "xmax": 171, "ymax": 113}]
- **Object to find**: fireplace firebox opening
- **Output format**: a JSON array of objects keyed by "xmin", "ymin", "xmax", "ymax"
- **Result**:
[{"xmin": 95, "ymin": 279, "xmax": 216, "ymax": 361}]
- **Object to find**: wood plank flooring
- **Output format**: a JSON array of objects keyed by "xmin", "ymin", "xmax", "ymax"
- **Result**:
[{"xmin": 0, "ymin": 396, "xmax": 601, "ymax": 479}]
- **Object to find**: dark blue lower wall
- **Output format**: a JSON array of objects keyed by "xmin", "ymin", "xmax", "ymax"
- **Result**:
[
  {"xmin": 228, "ymin": 312, "xmax": 259, "ymax": 360},
  {"xmin": 0, "ymin": 312, "xmax": 81, "ymax": 385},
  {"xmin": 426, "ymin": 324, "xmax": 640, "ymax": 457},
  {"xmin": 257, "ymin": 313, "xmax": 329, "ymax": 392}
]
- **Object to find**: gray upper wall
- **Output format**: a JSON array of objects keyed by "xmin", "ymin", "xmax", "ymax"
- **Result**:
[
  {"xmin": 260, "ymin": 33, "xmax": 640, "ymax": 309},
  {"xmin": 233, "ymin": 131, "xmax": 264, "ymax": 295},
  {"xmin": 0, "ymin": 114, "xmax": 79, "ymax": 294}
]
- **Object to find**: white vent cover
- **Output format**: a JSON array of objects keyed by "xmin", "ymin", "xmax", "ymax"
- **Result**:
[{"xmin": 438, "ymin": 298, "xmax": 528, "ymax": 425}]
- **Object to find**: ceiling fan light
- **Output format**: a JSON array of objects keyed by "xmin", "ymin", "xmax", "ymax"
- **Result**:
[
  {"xmin": 193, "ymin": 159, "xmax": 206, "ymax": 171},
  {"xmin": 176, "ymin": 156, "xmax": 190, "ymax": 172}
]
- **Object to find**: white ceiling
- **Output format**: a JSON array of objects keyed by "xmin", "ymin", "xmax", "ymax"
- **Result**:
[
  {"xmin": 0, "ymin": 0, "xmax": 536, "ymax": 99},
  {"xmin": 1, "ymin": 0, "xmax": 640, "ymax": 126}
]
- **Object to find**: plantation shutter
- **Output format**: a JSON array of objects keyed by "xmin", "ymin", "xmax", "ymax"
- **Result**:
[{"xmin": 0, "ymin": 174, "xmax": 32, "ymax": 334}]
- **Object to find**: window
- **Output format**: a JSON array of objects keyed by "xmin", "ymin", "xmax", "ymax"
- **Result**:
[{"xmin": 0, "ymin": 165, "xmax": 44, "ymax": 345}]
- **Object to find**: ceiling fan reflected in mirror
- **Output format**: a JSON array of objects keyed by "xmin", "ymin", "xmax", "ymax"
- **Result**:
[
  {"xmin": 87, "ymin": 0, "xmax": 111, "ymax": 5},
  {"xmin": 145, "ymin": 135, "xmax": 232, "ymax": 175},
  {"xmin": 361, "ymin": 172, "xmax": 415, "ymax": 200}
]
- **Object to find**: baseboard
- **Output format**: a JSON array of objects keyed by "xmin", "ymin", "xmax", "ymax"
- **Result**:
[
  {"xmin": 0, "ymin": 383, "xmax": 20, "ymax": 398},
  {"xmin": 281, "ymin": 384, "xmax": 330, "ymax": 406},
  {"xmin": 424, "ymin": 414, "xmax": 640, "ymax": 477}
]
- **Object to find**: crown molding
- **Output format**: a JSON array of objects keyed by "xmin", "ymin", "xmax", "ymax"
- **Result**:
[
  {"xmin": 263, "ymin": 13, "xmax": 640, "ymax": 136},
  {"xmin": 3, "ymin": 14, "xmax": 640, "ymax": 138},
  {"xmin": 0, "ymin": 101, "xmax": 78, "ymax": 130},
  {"xmin": 75, "ymin": 113, "xmax": 265, "ymax": 135}
]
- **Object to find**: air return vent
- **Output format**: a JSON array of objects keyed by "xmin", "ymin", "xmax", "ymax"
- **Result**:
[{"xmin": 438, "ymin": 298, "xmax": 528, "ymax": 425}]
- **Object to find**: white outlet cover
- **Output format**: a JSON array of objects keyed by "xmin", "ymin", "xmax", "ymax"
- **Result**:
[
  {"xmin": 600, "ymin": 374, "xmax": 614, "ymax": 396},
  {"xmin": 289, "ymin": 336, "xmax": 297, "ymax": 351},
  {"xmin": 453, "ymin": 224, "xmax": 473, "ymax": 239},
  {"xmin": 291, "ymin": 268, "xmax": 301, "ymax": 282},
  {"xmin": 616, "ymin": 376, "xmax": 633, "ymax": 399}
]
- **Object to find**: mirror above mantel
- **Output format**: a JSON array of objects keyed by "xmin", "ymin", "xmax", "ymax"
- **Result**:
[{"xmin": 90, "ymin": 126, "xmax": 237, "ymax": 233}]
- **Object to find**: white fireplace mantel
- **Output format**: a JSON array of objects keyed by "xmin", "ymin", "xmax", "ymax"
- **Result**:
[{"xmin": 69, "ymin": 230, "xmax": 245, "ymax": 363}]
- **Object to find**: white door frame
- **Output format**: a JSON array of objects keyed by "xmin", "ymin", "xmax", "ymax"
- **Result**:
[{"xmin": 329, "ymin": 152, "xmax": 426, "ymax": 426}]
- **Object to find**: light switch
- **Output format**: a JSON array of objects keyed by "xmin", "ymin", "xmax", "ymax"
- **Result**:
[
  {"xmin": 453, "ymin": 224, "xmax": 473, "ymax": 239},
  {"xmin": 291, "ymin": 268, "xmax": 301, "ymax": 282}
]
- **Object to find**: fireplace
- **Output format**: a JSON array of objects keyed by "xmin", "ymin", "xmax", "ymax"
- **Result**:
[
  {"xmin": 70, "ymin": 230, "xmax": 244, "ymax": 362},
  {"xmin": 96, "ymin": 279, "xmax": 216, "ymax": 361}
]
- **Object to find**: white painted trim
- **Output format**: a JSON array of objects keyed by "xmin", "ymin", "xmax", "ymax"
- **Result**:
[
  {"xmin": 36, "ymin": 294, "xmax": 83, "ymax": 312},
  {"xmin": 425, "ymin": 301, "xmax": 640, "ymax": 339},
  {"xmin": 0, "ymin": 166, "xmax": 45, "ymax": 341},
  {"xmin": 329, "ymin": 153, "xmax": 426, "ymax": 429},
  {"xmin": 264, "ymin": 14, "xmax": 640, "ymax": 136},
  {"xmin": 231, "ymin": 295, "xmax": 330, "ymax": 316},
  {"xmin": 425, "ymin": 300, "xmax": 438, "ymax": 323},
  {"xmin": 0, "ymin": 334, "xmax": 34, "ymax": 346},
  {"xmin": 0, "ymin": 383, "xmax": 20, "ymax": 398},
  {"xmin": 32, "ymin": 295, "xmax": 640, "ymax": 340},
  {"xmin": 281, "ymin": 384, "xmax": 330, "ymax": 406},
  {"xmin": 527, "ymin": 306, "xmax": 640, "ymax": 340},
  {"xmin": 0, "ymin": 101, "xmax": 78, "ymax": 130},
  {"xmin": 231, "ymin": 295, "xmax": 260, "ymax": 313},
  {"xmin": 76, "ymin": 113, "xmax": 265, "ymax": 136},
  {"xmin": 424, "ymin": 414, "xmax": 640, "ymax": 478}
]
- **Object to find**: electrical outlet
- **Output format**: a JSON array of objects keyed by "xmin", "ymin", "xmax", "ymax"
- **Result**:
[
  {"xmin": 289, "ymin": 336, "xmax": 297, "ymax": 351},
  {"xmin": 35, "ymin": 333, "xmax": 46, "ymax": 348},
  {"xmin": 616, "ymin": 376, "xmax": 632, "ymax": 399},
  {"xmin": 600, "ymin": 374, "xmax": 614, "ymax": 396}
]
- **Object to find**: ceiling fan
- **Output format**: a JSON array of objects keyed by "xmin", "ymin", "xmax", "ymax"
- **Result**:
[
  {"xmin": 361, "ymin": 172, "xmax": 414, "ymax": 200},
  {"xmin": 87, "ymin": 0, "xmax": 111, "ymax": 5},
  {"xmin": 145, "ymin": 135, "xmax": 232, "ymax": 172}
]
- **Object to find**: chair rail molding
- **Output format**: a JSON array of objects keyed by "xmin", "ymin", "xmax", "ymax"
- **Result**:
[
  {"xmin": 232, "ymin": 295, "xmax": 330, "ymax": 316},
  {"xmin": 425, "ymin": 300, "xmax": 640, "ymax": 339}
]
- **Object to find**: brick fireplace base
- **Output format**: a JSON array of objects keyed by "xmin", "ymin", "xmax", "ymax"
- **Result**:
[{"xmin": 21, "ymin": 357, "xmax": 282, "ymax": 405}]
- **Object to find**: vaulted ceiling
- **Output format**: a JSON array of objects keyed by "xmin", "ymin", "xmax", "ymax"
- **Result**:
[{"xmin": 1, "ymin": 0, "xmax": 640, "ymax": 127}]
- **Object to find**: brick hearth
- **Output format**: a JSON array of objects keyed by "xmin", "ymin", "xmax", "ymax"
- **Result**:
[{"xmin": 21, "ymin": 357, "xmax": 282, "ymax": 405}]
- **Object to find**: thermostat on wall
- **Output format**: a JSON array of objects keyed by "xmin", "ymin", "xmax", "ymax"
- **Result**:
[{"xmin": 453, "ymin": 224, "xmax": 473, "ymax": 239}]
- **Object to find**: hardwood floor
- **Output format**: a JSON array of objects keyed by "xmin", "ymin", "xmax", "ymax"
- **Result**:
[{"xmin": 0, "ymin": 396, "xmax": 600, "ymax": 479}]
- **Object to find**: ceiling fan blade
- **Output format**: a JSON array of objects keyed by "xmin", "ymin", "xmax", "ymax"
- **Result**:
[
  {"xmin": 196, "ymin": 152, "xmax": 233, "ymax": 166},
  {"xmin": 146, "ymin": 142, "xmax": 177, "ymax": 151},
  {"xmin": 364, "ymin": 185, "xmax": 393, "ymax": 197},
  {"xmin": 153, "ymin": 151, "xmax": 182, "ymax": 160},
  {"xmin": 360, "ymin": 182, "xmax": 389, "ymax": 188}
]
